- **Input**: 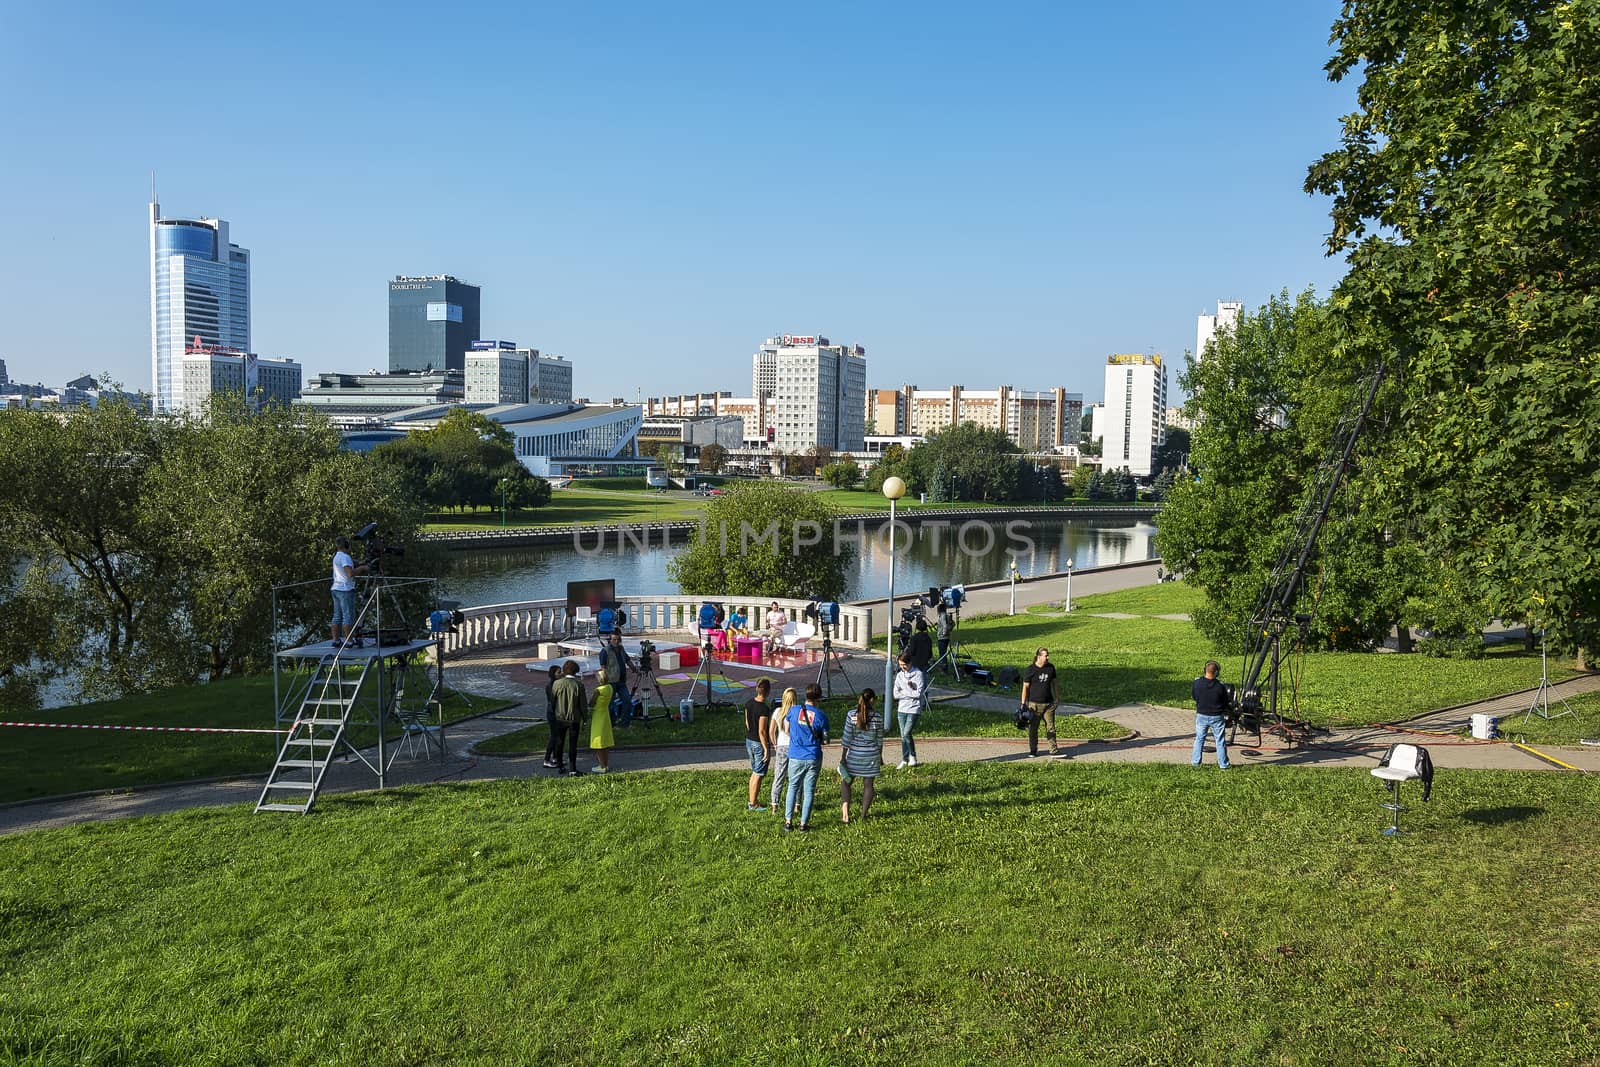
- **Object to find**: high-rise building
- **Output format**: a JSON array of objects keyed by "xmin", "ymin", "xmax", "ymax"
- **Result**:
[
  {"xmin": 150, "ymin": 197, "xmax": 251, "ymax": 414},
  {"xmin": 1102, "ymin": 354, "xmax": 1167, "ymax": 477},
  {"xmin": 180, "ymin": 345, "xmax": 301, "ymax": 413},
  {"xmin": 868, "ymin": 389, "xmax": 908, "ymax": 436},
  {"xmin": 894, "ymin": 384, "xmax": 1082, "ymax": 450},
  {"xmin": 388, "ymin": 275, "xmax": 481, "ymax": 373},
  {"xmin": 463, "ymin": 342, "xmax": 573, "ymax": 405},
  {"xmin": 764, "ymin": 334, "xmax": 867, "ymax": 454},
  {"xmin": 1196, "ymin": 300, "xmax": 1243, "ymax": 364}
]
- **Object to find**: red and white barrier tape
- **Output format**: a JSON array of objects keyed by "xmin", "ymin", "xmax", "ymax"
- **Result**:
[{"xmin": 0, "ymin": 721, "xmax": 282, "ymax": 735}]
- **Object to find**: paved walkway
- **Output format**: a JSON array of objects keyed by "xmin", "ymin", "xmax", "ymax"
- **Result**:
[{"xmin": 4, "ymin": 603, "xmax": 1596, "ymax": 836}]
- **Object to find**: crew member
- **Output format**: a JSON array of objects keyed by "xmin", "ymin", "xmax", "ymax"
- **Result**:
[
  {"xmin": 599, "ymin": 630, "xmax": 634, "ymax": 729},
  {"xmin": 934, "ymin": 601, "xmax": 954, "ymax": 673},
  {"xmin": 330, "ymin": 536, "xmax": 368, "ymax": 648},
  {"xmin": 907, "ymin": 617, "xmax": 934, "ymax": 672},
  {"xmin": 1192, "ymin": 660, "xmax": 1232, "ymax": 769},
  {"xmin": 1020, "ymin": 646, "xmax": 1062, "ymax": 757}
]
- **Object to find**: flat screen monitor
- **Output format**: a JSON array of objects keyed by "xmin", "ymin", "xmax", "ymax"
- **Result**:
[{"xmin": 566, "ymin": 579, "xmax": 616, "ymax": 617}]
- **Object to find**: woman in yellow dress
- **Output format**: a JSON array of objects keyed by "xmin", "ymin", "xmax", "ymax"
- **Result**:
[{"xmin": 589, "ymin": 681, "xmax": 615, "ymax": 773}]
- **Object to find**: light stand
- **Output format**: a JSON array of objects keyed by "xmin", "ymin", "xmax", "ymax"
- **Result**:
[
  {"xmin": 929, "ymin": 605, "xmax": 966, "ymax": 682},
  {"xmin": 686, "ymin": 631, "xmax": 735, "ymax": 712},
  {"xmin": 813, "ymin": 625, "xmax": 857, "ymax": 700},
  {"xmin": 1519, "ymin": 631, "xmax": 1575, "ymax": 726}
]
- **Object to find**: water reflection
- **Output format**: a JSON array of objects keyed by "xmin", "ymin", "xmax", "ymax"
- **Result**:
[{"xmin": 441, "ymin": 518, "xmax": 1155, "ymax": 606}]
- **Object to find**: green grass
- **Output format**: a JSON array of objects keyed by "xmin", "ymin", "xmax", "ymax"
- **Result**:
[
  {"xmin": 0, "ymin": 668, "xmax": 509, "ymax": 805},
  {"xmin": 1, "ymin": 764, "xmax": 1595, "ymax": 1064},
  {"xmin": 423, "ymin": 488, "xmax": 708, "ymax": 530},
  {"xmin": 905, "ymin": 584, "xmax": 1577, "ymax": 726},
  {"xmin": 1491, "ymin": 690, "xmax": 1600, "ymax": 747},
  {"xmin": 812, "ymin": 489, "xmax": 1153, "ymax": 512},
  {"xmin": 474, "ymin": 695, "xmax": 1125, "ymax": 755}
]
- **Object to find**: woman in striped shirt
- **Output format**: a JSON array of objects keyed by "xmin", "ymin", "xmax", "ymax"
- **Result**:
[{"xmin": 838, "ymin": 689, "xmax": 882, "ymax": 824}]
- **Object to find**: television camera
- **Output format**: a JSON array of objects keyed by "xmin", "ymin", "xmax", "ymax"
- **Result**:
[
  {"xmin": 353, "ymin": 521, "xmax": 405, "ymax": 575},
  {"xmin": 895, "ymin": 585, "xmax": 964, "ymax": 649},
  {"xmin": 428, "ymin": 607, "xmax": 465, "ymax": 636}
]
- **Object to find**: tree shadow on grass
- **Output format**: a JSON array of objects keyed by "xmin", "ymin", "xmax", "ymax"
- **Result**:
[{"xmin": 1460, "ymin": 805, "xmax": 1543, "ymax": 826}]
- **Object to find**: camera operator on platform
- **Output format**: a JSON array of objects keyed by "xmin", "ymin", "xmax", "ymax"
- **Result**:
[{"xmin": 330, "ymin": 536, "xmax": 370, "ymax": 647}]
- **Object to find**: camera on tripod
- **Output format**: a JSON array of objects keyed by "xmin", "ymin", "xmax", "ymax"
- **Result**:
[
  {"xmin": 803, "ymin": 599, "xmax": 842, "ymax": 640},
  {"xmin": 428, "ymin": 606, "xmax": 464, "ymax": 635},
  {"xmin": 353, "ymin": 521, "xmax": 404, "ymax": 575},
  {"xmin": 637, "ymin": 638, "xmax": 656, "ymax": 672}
]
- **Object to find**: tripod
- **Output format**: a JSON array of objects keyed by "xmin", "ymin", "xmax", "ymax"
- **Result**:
[
  {"xmin": 686, "ymin": 636, "xmax": 737, "ymax": 711},
  {"xmin": 423, "ymin": 633, "xmax": 476, "ymax": 713},
  {"xmin": 813, "ymin": 630, "xmax": 857, "ymax": 700},
  {"xmin": 928, "ymin": 608, "xmax": 967, "ymax": 682},
  {"xmin": 631, "ymin": 660, "xmax": 672, "ymax": 725},
  {"xmin": 1520, "ymin": 631, "xmax": 1575, "ymax": 726}
]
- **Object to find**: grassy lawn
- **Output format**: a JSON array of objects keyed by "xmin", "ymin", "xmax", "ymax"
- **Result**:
[
  {"xmin": 475, "ymin": 695, "xmax": 1125, "ymax": 755},
  {"xmin": 903, "ymin": 585, "xmax": 1579, "ymax": 726},
  {"xmin": 423, "ymin": 488, "xmax": 708, "ymax": 531},
  {"xmin": 813, "ymin": 489, "xmax": 1153, "ymax": 513},
  {"xmin": 1492, "ymin": 690, "xmax": 1600, "ymax": 747},
  {"xmin": 0, "ymin": 668, "xmax": 509, "ymax": 805},
  {"xmin": 0, "ymin": 764, "xmax": 1594, "ymax": 1064}
]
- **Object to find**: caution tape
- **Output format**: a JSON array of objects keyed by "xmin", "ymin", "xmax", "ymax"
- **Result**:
[{"xmin": 0, "ymin": 721, "xmax": 282, "ymax": 735}]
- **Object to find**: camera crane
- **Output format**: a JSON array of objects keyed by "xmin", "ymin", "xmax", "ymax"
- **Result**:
[{"xmin": 1232, "ymin": 362, "xmax": 1387, "ymax": 746}]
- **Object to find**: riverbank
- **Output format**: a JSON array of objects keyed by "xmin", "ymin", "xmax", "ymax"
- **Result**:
[{"xmin": 421, "ymin": 504, "xmax": 1159, "ymax": 549}]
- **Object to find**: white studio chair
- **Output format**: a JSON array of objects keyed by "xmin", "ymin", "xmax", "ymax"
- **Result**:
[
  {"xmin": 780, "ymin": 621, "xmax": 816, "ymax": 651},
  {"xmin": 1371, "ymin": 743, "xmax": 1426, "ymax": 835},
  {"xmin": 572, "ymin": 606, "xmax": 595, "ymax": 638}
]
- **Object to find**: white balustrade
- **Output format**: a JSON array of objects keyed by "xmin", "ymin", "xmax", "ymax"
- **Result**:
[{"xmin": 443, "ymin": 594, "xmax": 872, "ymax": 655}]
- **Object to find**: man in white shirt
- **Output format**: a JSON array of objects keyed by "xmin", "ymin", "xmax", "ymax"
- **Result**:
[{"xmin": 330, "ymin": 536, "xmax": 368, "ymax": 647}]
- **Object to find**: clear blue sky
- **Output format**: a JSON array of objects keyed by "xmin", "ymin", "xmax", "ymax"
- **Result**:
[{"xmin": 0, "ymin": 1, "xmax": 1352, "ymax": 403}]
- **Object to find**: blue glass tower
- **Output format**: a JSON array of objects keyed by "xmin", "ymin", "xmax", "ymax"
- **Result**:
[
  {"xmin": 388, "ymin": 275, "xmax": 481, "ymax": 373},
  {"xmin": 149, "ymin": 197, "xmax": 251, "ymax": 414}
]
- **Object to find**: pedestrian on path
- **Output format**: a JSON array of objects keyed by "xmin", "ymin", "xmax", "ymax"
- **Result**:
[
  {"xmin": 892, "ymin": 652, "xmax": 925, "ymax": 768},
  {"xmin": 770, "ymin": 687, "xmax": 798, "ymax": 814},
  {"xmin": 839, "ymin": 689, "xmax": 882, "ymax": 823},
  {"xmin": 589, "ymin": 680, "xmax": 615, "ymax": 773},
  {"xmin": 744, "ymin": 679, "xmax": 773, "ymax": 810},
  {"xmin": 1021, "ymin": 647, "xmax": 1062, "ymax": 757},
  {"xmin": 545, "ymin": 661, "xmax": 585, "ymax": 775},
  {"xmin": 783, "ymin": 684, "xmax": 830, "ymax": 833},
  {"xmin": 1192, "ymin": 660, "xmax": 1231, "ymax": 769}
]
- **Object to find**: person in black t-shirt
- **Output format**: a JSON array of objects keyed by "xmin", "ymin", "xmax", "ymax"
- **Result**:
[
  {"xmin": 1020, "ymin": 647, "xmax": 1063, "ymax": 757},
  {"xmin": 1191, "ymin": 660, "xmax": 1232, "ymax": 769},
  {"xmin": 907, "ymin": 617, "xmax": 934, "ymax": 671},
  {"xmin": 743, "ymin": 678, "xmax": 773, "ymax": 811}
]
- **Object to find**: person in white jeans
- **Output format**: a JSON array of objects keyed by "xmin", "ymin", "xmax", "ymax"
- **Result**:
[
  {"xmin": 769, "ymin": 687, "xmax": 798, "ymax": 812},
  {"xmin": 892, "ymin": 652, "xmax": 926, "ymax": 768}
]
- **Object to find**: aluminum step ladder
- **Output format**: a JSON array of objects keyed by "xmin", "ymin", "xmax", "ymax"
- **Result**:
[{"xmin": 256, "ymin": 655, "xmax": 373, "ymax": 814}]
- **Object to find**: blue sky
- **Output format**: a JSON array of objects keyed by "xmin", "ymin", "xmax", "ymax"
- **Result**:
[{"xmin": 0, "ymin": 1, "xmax": 1353, "ymax": 403}]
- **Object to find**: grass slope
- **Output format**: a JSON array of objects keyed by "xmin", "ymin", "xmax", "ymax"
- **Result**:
[
  {"xmin": 0, "ymin": 765, "xmax": 1595, "ymax": 1064},
  {"xmin": 935, "ymin": 585, "xmax": 1578, "ymax": 726},
  {"xmin": 0, "ymin": 669, "xmax": 507, "ymax": 804}
]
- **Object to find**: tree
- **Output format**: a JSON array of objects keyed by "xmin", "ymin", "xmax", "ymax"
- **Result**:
[
  {"xmin": 1152, "ymin": 427, "xmax": 1190, "ymax": 474},
  {"xmin": 1306, "ymin": 1, "xmax": 1600, "ymax": 659},
  {"xmin": 697, "ymin": 442, "xmax": 727, "ymax": 474},
  {"xmin": 637, "ymin": 439, "xmax": 663, "ymax": 459},
  {"xmin": 667, "ymin": 482, "xmax": 851, "ymax": 600},
  {"xmin": 902, "ymin": 423, "xmax": 1022, "ymax": 502},
  {"xmin": 374, "ymin": 408, "xmax": 545, "ymax": 514},
  {"xmin": 821, "ymin": 457, "xmax": 862, "ymax": 489},
  {"xmin": 1069, "ymin": 465, "xmax": 1099, "ymax": 500},
  {"xmin": 1101, "ymin": 466, "xmax": 1136, "ymax": 502}
]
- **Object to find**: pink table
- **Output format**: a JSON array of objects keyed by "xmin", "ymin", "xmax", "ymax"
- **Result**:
[{"xmin": 735, "ymin": 636, "xmax": 765, "ymax": 658}]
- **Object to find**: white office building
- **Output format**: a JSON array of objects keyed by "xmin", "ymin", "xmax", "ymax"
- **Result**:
[
  {"xmin": 762, "ymin": 334, "xmax": 867, "ymax": 453},
  {"xmin": 1196, "ymin": 300, "xmax": 1243, "ymax": 364},
  {"xmin": 464, "ymin": 343, "xmax": 574, "ymax": 405},
  {"xmin": 1102, "ymin": 354, "xmax": 1167, "ymax": 477},
  {"xmin": 179, "ymin": 347, "xmax": 301, "ymax": 414},
  {"xmin": 150, "ymin": 197, "xmax": 250, "ymax": 414}
]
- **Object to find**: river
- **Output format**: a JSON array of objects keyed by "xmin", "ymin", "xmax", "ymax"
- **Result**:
[{"xmin": 438, "ymin": 516, "xmax": 1158, "ymax": 606}]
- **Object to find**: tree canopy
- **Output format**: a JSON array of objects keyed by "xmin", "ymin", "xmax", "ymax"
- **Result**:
[
  {"xmin": 1306, "ymin": 1, "xmax": 1600, "ymax": 656},
  {"xmin": 667, "ymin": 482, "xmax": 851, "ymax": 601},
  {"xmin": 373, "ymin": 408, "xmax": 550, "ymax": 515},
  {"xmin": 901, "ymin": 423, "xmax": 1023, "ymax": 502}
]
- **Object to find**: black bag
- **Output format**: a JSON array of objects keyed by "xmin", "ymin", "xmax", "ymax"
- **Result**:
[{"xmin": 1013, "ymin": 706, "xmax": 1030, "ymax": 730}]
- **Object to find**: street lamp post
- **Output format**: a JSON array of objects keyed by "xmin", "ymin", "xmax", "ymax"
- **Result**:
[
  {"xmin": 882, "ymin": 476, "xmax": 906, "ymax": 704},
  {"xmin": 1008, "ymin": 557, "xmax": 1021, "ymax": 615},
  {"xmin": 499, "ymin": 479, "xmax": 508, "ymax": 528},
  {"xmin": 1064, "ymin": 560, "xmax": 1074, "ymax": 613}
]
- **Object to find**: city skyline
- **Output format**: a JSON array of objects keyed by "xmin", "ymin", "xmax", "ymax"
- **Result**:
[{"xmin": 0, "ymin": 2, "xmax": 1353, "ymax": 399}]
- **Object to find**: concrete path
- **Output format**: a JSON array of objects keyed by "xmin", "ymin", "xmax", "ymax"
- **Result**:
[{"xmin": 5, "ymin": 586, "xmax": 1597, "ymax": 836}]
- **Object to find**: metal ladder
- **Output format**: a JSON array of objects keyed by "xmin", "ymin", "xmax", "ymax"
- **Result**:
[{"xmin": 256, "ymin": 655, "xmax": 372, "ymax": 814}]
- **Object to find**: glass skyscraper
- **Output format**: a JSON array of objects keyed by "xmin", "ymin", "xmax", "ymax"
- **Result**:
[
  {"xmin": 149, "ymin": 198, "xmax": 251, "ymax": 414},
  {"xmin": 388, "ymin": 275, "xmax": 481, "ymax": 373}
]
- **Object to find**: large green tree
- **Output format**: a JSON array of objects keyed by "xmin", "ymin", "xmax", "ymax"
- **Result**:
[
  {"xmin": 902, "ymin": 423, "xmax": 1023, "ymax": 502},
  {"xmin": 374, "ymin": 408, "xmax": 549, "ymax": 515},
  {"xmin": 1306, "ymin": 1, "xmax": 1600, "ymax": 659},
  {"xmin": 667, "ymin": 482, "xmax": 851, "ymax": 600}
]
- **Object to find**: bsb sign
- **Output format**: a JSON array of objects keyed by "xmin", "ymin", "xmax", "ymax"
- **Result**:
[{"xmin": 782, "ymin": 335, "xmax": 817, "ymax": 345}]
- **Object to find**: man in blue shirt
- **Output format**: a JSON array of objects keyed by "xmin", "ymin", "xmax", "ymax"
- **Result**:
[{"xmin": 783, "ymin": 683, "xmax": 830, "ymax": 832}]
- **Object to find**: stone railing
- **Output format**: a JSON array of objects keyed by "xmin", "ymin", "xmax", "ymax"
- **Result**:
[{"xmin": 444, "ymin": 594, "xmax": 873, "ymax": 655}]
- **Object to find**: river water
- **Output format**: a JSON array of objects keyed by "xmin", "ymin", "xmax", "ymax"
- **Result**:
[{"xmin": 439, "ymin": 516, "xmax": 1157, "ymax": 606}]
